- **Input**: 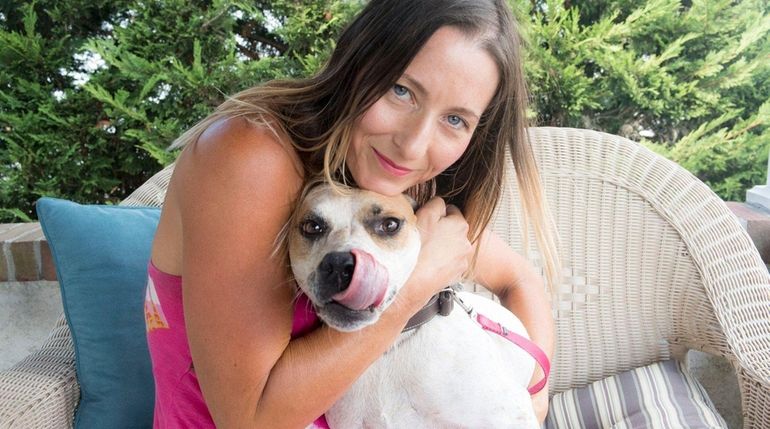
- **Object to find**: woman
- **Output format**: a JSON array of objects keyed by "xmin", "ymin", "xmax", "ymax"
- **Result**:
[{"xmin": 147, "ymin": 0, "xmax": 560, "ymax": 427}]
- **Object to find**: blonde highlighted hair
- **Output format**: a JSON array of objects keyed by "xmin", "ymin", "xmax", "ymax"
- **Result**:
[{"xmin": 171, "ymin": 0, "xmax": 560, "ymax": 290}]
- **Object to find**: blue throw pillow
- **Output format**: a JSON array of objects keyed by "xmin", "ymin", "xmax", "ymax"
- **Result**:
[{"xmin": 36, "ymin": 197, "xmax": 160, "ymax": 429}]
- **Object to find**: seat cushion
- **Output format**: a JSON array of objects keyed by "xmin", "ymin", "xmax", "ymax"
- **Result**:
[
  {"xmin": 545, "ymin": 360, "xmax": 727, "ymax": 428},
  {"xmin": 37, "ymin": 198, "xmax": 160, "ymax": 429}
]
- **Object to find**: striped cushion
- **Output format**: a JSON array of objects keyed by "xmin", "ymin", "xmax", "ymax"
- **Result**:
[{"xmin": 545, "ymin": 360, "xmax": 727, "ymax": 428}]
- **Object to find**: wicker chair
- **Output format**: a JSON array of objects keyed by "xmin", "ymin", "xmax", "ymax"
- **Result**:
[{"xmin": 1, "ymin": 127, "xmax": 768, "ymax": 428}]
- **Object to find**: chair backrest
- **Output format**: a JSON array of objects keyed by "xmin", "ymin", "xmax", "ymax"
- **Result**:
[
  {"xmin": 121, "ymin": 164, "xmax": 174, "ymax": 208},
  {"xmin": 492, "ymin": 127, "xmax": 768, "ymax": 393}
]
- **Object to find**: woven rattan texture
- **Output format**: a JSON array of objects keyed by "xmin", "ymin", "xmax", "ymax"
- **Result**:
[
  {"xmin": 3, "ymin": 129, "xmax": 769, "ymax": 427},
  {"xmin": 490, "ymin": 127, "xmax": 770, "ymax": 427},
  {"xmin": 120, "ymin": 164, "xmax": 174, "ymax": 208},
  {"xmin": 0, "ymin": 316, "xmax": 79, "ymax": 428}
]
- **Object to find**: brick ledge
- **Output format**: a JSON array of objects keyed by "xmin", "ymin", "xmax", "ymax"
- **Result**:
[{"xmin": 0, "ymin": 223, "xmax": 56, "ymax": 282}]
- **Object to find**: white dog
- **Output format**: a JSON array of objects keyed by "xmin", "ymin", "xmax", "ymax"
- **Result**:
[{"xmin": 288, "ymin": 183, "xmax": 545, "ymax": 428}]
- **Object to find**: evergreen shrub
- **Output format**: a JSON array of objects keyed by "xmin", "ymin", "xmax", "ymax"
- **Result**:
[{"xmin": 524, "ymin": 0, "xmax": 770, "ymax": 201}]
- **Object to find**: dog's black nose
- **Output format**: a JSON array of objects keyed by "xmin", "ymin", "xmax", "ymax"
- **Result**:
[{"xmin": 318, "ymin": 251, "xmax": 355, "ymax": 293}]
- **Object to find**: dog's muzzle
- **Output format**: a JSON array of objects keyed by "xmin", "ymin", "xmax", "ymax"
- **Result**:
[
  {"xmin": 315, "ymin": 248, "xmax": 389, "ymax": 311},
  {"xmin": 318, "ymin": 251, "xmax": 355, "ymax": 294}
]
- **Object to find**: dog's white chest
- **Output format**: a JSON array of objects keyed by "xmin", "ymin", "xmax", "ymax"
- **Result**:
[{"xmin": 325, "ymin": 292, "xmax": 539, "ymax": 428}]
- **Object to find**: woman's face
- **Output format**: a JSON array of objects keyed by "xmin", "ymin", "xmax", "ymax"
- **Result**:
[{"xmin": 346, "ymin": 26, "xmax": 500, "ymax": 196}]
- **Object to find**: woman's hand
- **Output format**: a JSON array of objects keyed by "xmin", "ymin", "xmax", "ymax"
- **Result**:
[{"xmin": 408, "ymin": 197, "xmax": 473, "ymax": 302}]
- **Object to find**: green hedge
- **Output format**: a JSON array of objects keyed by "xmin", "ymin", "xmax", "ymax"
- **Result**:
[{"xmin": 1, "ymin": 0, "xmax": 768, "ymax": 221}]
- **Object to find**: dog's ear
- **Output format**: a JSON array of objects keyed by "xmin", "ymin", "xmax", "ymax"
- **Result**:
[{"xmin": 403, "ymin": 193, "xmax": 418, "ymax": 212}]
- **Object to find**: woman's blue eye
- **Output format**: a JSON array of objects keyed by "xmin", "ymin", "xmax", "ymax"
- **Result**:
[
  {"xmin": 393, "ymin": 84, "xmax": 410, "ymax": 98},
  {"xmin": 447, "ymin": 115, "xmax": 466, "ymax": 128}
]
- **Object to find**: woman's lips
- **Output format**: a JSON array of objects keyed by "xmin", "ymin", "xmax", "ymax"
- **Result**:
[{"xmin": 373, "ymin": 149, "xmax": 412, "ymax": 177}]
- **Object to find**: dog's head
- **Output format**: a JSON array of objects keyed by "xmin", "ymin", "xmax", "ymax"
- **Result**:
[{"xmin": 288, "ymin": 183, "xmax": 421, "ymax": 332}]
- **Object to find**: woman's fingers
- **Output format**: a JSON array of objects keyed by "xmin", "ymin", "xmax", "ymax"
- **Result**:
[
  {"xmin": 445, "ymin": 203, "xmax": 462, "ymax": 217},
  {"xmin": 417, "ymin": 196, "xmax": 447, "ymax": 221},
  {"xmin": 408, "ymin": 197, "xmax": 473, "ymax": 294}
]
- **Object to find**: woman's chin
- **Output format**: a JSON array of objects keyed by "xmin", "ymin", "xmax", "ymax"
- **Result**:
[{"xmin": 354, "ymin": 178, "xmax": 412, "ymax": 197}]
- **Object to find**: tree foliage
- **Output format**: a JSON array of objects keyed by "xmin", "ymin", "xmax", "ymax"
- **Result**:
[
  {"xmin": 524, "ymin": 0, "xmax": 770, "ymax": 200},
  {"xmin": 0, "ymin": 0, "xmax": 361, "ymax": 221},
  {"xmin": 1, "ymin": 0, "xmax": 768, "ymax": 221}
]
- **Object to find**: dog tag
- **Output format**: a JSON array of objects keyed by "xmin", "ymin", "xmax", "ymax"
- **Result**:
[{"xmin": 438, "ymin": 289, "xmax": 454, "ymax": 316}]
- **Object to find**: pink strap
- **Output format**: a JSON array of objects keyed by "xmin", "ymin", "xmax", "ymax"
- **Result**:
[{"xmin": 475, "ymin": 313, "xmax": 550, "ymax": 395}]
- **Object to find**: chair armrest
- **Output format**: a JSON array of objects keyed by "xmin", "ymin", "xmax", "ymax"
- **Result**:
[
  {"xmin": 492, "ymin": 127, "xmax": 770, "ymax": 424},
  {"xmin": 0, "ymin": 315, "xmax": 79, "ymax": 429},
  {"xmin": 737, "ymin": 366, "xmax": 770, "ymax": 428},
  {"xmin": 692, "ymin": 232, "xmax": 770, "ymax": 429},
  {"xmin": 698, "ymin": 242, "xmax": 770, "ymax": 429},
  {"xmin": 693, "ymin": 241, "xmax": 770, "ymax": 429},
  {"xmin": 647, "ymin": 139, "xmax": 770, "ymax": 428}
]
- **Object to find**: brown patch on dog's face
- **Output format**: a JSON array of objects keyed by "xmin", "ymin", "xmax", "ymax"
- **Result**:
[{"xmin": 354, "ymin": 190, "xmax": 417, "ymax": 251}]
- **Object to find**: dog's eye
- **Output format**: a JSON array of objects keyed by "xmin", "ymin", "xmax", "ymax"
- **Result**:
[
  {"xmin": 378, "ymin": 217, "xmax": 401, "ymax": 235},
  {"xmin": 300, "ymin": 220, "xmax": 326, "ymax": 238}
]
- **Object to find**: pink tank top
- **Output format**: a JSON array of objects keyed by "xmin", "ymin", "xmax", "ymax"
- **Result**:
[{"xmin": 144, "ymin": 261, "xmax": 330, "ymax": 428}]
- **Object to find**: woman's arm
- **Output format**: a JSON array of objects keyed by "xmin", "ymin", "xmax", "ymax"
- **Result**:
[
  {"xmin": 171, "ymin": 118, "xmax": 472, "ymax": 428},
  {"xmin": 473, "ymin": 228, "xmax": 555, "ymax": 423}
]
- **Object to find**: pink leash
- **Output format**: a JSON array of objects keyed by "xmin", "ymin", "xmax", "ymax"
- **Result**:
[{"xmin": 475, "ymin": 313, "xmax": 551, "ymax": 395}]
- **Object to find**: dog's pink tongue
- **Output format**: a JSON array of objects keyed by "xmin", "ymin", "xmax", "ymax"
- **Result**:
[{"xmin": 332, "ymin": 249, "xmax": 388, "ymax": 311}]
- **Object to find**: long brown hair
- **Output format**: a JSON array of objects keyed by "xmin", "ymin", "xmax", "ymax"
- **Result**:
[{"xmin": 171, "ymin": 0, "xmax": 560, "ymax": 289}]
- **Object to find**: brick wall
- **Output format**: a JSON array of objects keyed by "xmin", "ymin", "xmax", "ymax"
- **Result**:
[{"xmin": 0, "ymin": 223, "xmax": 57, "ymax": 282}]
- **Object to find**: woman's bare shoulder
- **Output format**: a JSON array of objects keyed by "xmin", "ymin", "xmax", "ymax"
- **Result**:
[
  {"xmin": 171, "ymin": 116, "xmax": 303, "ymax": 201},
  {"xmin": 181, "ymin": 116, "xmax": 302, "ymax": 177},
  {"xmin": 150, "ymin": 116, "xmax": 304, "ymax": 275}
]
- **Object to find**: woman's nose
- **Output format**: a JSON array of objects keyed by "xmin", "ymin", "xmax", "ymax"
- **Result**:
[{"xmin": 394, "ymin": 115, "xmax": 435, "ymax": 160}]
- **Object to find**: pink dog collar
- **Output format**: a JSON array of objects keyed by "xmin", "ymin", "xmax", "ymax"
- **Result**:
[{"xmin": 475, "ymin": 313, "xmax": 551, "ymax": 395}]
